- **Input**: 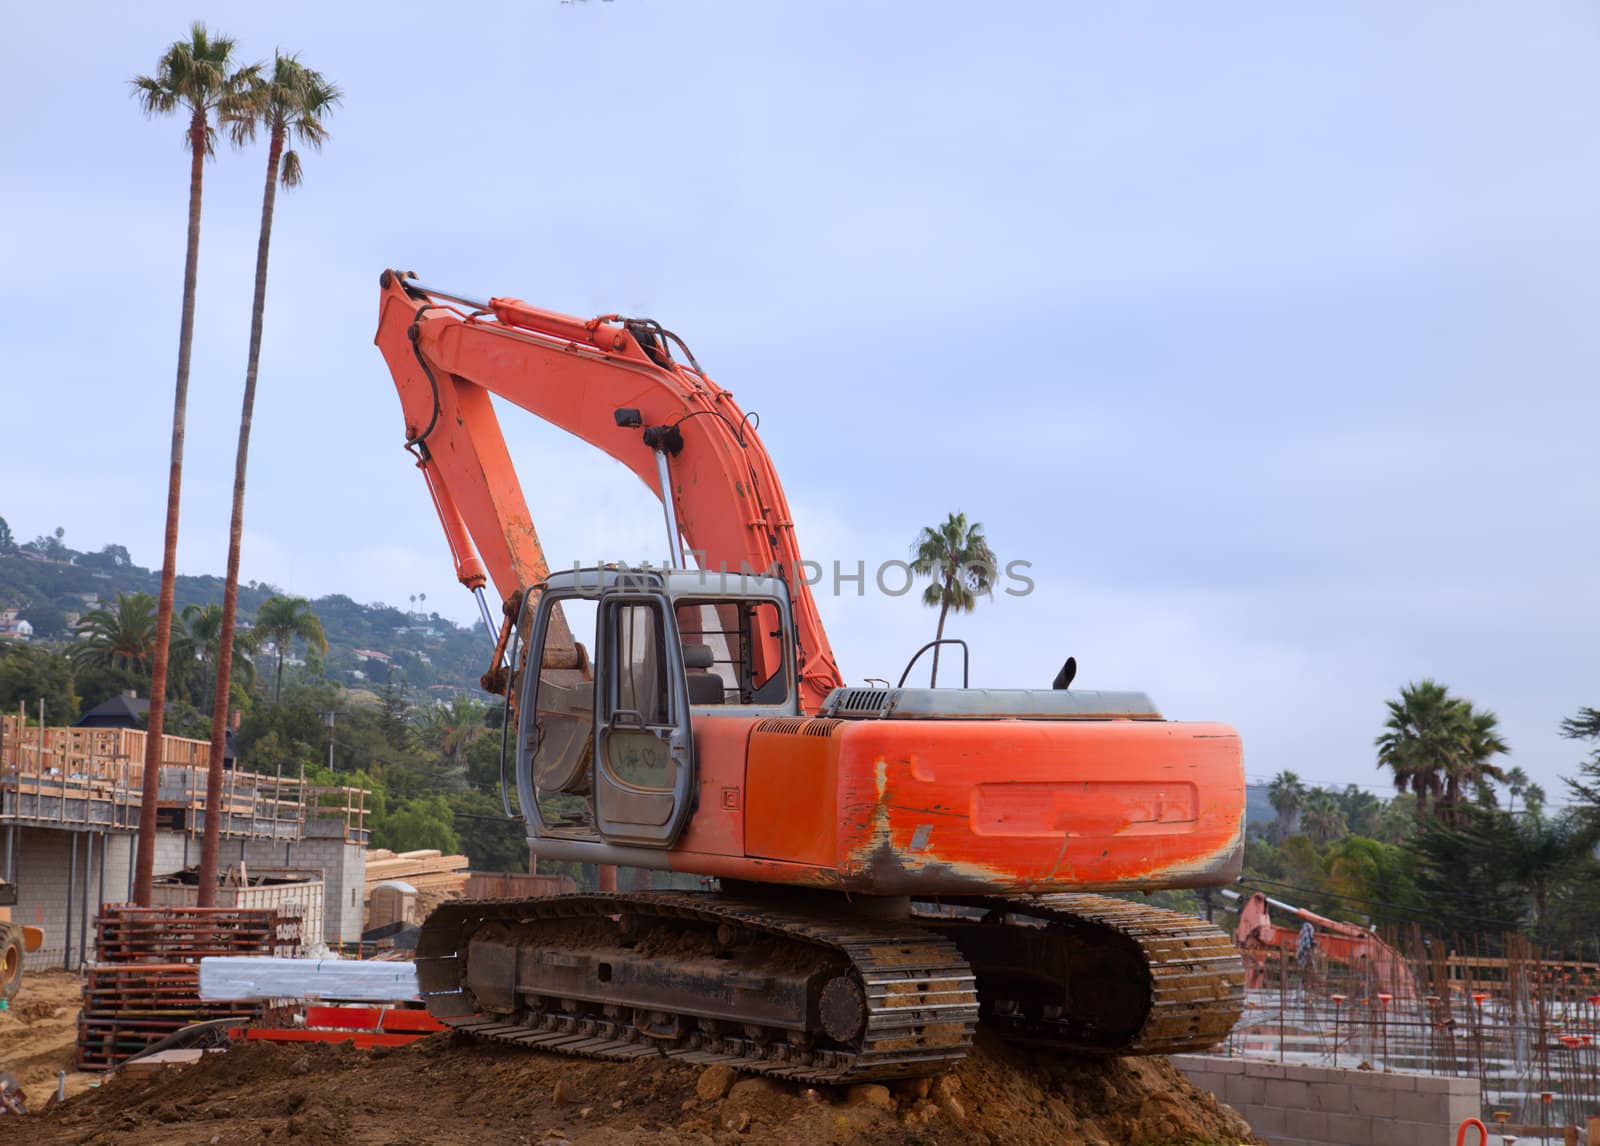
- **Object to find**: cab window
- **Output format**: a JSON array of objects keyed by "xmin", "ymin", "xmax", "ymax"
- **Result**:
[{"xmin": 673, "ymin": 598, "xmax": 788, "ymax": 705}]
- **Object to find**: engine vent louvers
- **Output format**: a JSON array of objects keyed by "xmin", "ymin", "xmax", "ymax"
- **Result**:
[
  {"xmin": 753, "ymin": 717, "xmax": 844, "ymax": 738},
  {"xmin": 754, "ymin": 717, "xmax": 810, "ymax": 736},
  {"xmin": 800, "ymin": 719, "xmax": 842, "ymax": 738},
  {"xmin": 828, "ymin": 688, "xmax": 893, "ymax": 718}
]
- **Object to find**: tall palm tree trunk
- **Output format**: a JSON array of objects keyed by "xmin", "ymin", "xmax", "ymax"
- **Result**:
[
  {"xmin": 929, "ymin": 576, "xmax": 952, "ymax": 687},
  {"xmin": 198, "ymin": 124, "xmax": 284, "ymax": 905},
  {"xmin": 134, "ymin": 112, "xmax": 207, "ymax": 907}
]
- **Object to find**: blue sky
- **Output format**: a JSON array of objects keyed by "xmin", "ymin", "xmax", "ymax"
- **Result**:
[{"xmin": 3, "ymin": 2, "xmax": 1597, "ymax": 797}]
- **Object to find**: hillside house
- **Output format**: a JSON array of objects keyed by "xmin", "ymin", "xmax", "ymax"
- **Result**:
[{"xmin": 0, "ymin": 609, "xmax": 33, "ymax": 642}]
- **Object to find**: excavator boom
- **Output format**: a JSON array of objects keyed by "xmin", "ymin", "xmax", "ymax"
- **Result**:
[{"xmin": 373, "ymin": 270, "xmax": 843, "ymax": 710}]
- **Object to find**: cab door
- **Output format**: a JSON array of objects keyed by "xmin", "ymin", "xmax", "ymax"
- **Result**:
[{"xmin": 593, "ymin": 590, "xmax": 696, "ymax": 846}]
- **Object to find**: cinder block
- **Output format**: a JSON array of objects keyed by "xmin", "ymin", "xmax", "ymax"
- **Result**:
[
  {"xmin": 1327, "ymin": 1110, "xmax": 1376, "ymax": 1142},
  {"xmin": 1241, "ymin": 1104, "xmax": 1286, "ymax": 1137},
  {"xmin": 1230, "ymin": 1075, "xmax": 1267, "ymax": 1106},
  {"xmin": 1183, "ymin": 1055, "xmax": 1244, "ymax": 1075},
  {"xmin": 1380, "ymin": 1070, "xmax": 1418, "ymax": 1091},
  {"xmin": 1310, "ymin": 1081, "xmax": 1353, "ymax": 1112},
  {"xmin": 1285, "ymin": 1107, "xmax": 1329, "ymax": 1139},
  {"xmin": 1372, "ymin": 1118, "xmax": 1430, "ymax": 1146},
  {"xmin": 1244, "ymin": 1061, "xmax": 1288, "ymax": 1080},
  {"xmin": 1285, "ymin": 1064, "xmax": 1330, "ymax": 1083},
  {"xmin": 1394, "ymin": 1089, "xmax": 1446, "ymax": 1122},
  {"xmin": 1349, "ymin": 1085, "xmax": 1397, "ymax": 1117},
  {"xmin": 1444, "ymin": 1094, "xmax": 1481, "ymax": 1128},
  {"xmin": 1264, "ymin": 1079, "xmax": 1312, "ymax": 1109}
]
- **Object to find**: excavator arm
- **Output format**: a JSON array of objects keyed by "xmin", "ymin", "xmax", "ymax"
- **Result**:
[{"xmin": 373, "ymin": 270, "xmax": 844, "ymax": 712}]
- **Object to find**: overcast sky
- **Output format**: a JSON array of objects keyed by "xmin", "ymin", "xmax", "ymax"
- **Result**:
[{"xmin": 3, "ymin": 2, "xmax": 1597, "ymax": 797}]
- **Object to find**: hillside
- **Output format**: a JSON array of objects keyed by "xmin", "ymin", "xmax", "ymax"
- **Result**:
[{"xmin": 0, "ymin": 533, "xmax": 489, "ymax": 697}]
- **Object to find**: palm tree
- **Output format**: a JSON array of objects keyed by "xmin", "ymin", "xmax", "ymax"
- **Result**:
[
  {"xmin": 129, "ymin": 23, "xmax": 254, "ymax": 907},
  {"xmin": 254, "ymin": 596, "xmax": 328, "ymax": 703},
  {"xmin": 71, "ymin": 593, "xmax": 197, "ymax": 700},
  {"xmin": 1334, "ymin": 784, "xmax": 1382, "ymax": 837},
  {"xmin": 1562, "ymin": 707, "xmax": 1600, "ymax": 821},
  {"xmin": 183, "ymin": 604, "xmax": 256, "ymax": 711},
  {"xmin": 1449, "ymin": 707, "xmax": 1509, "ymax": 816},
  {"xmin": 1504, "ymin": 765, "xmax": 1530, "ymax": 817},
  {"xmin": 72, "ymin": 593, "xmax": 160, "ymax": 674},
  {"xmin": 1377, "ymin": 683, "xmax": 1508, "ymax": 826},
  {"xmin": 1266, "ymin": 770, "xmax": 1306, "ymax": 840},
  {"xmin": 1325, "ymin": 835, "xmax": 1416, "ymax": 924},
  {"xmin": 412, "ymin": 694, "xmax": 486, "ymax": 787},
  {"xmin": 909, "ymin": 512, "xmax": 997, "ymax": 687},
  {"xmin": 1301, "ymin": 787, "xmax": 1349, "ymax": 847},
  {"xmin": 198, "ymin": 52, "xmax": 340, "ymax": 906}
]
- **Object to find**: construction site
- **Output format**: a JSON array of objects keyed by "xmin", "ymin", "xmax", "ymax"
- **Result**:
[
  {"xmin": 7, "ymin": 6, "xmax": 1599, "ymax": 1146},
  {"xmin": 4, "ymin": 254, "xmax": 1596, "ymax": 1142}
]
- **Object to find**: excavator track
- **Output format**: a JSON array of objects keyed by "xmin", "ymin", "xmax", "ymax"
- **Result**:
[
  {"xmin": 916, "ymin": 893, "xmax": 1245, "ymax": 1058},
  {"xmin": 415, "ymin": 893, "xmax": 979, "ymax": 1085}
]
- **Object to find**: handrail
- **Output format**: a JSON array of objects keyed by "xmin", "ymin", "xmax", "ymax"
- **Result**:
[{"xmin": 896, "ymin": 639, "xmax": 971, "ymax": 689}]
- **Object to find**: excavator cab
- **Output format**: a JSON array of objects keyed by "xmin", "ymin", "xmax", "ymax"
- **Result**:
[{"xmin": 516, "ymin": 567, "xmax": 799, "ymax": 850}]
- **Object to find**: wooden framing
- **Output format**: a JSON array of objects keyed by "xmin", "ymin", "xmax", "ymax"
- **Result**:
[{"xmin": 1, "ymin": 710, "xmax": 367, "ymax": 843}]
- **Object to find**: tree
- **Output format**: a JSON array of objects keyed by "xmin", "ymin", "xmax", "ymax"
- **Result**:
[
  {"xmin": 1504, "ymin": 766, "xmax": 1530, "ymax": 817},
  {"xmin": 1562, "ymin": 707, "xmax": 1600, "ymax": 822},
  {"xmin": 372, "ymin": 795, "xmax": 459, "ymax": 854},
  {"xmin": 0, "ymin": 517, "xmax": 13, "ymax": 554},
  {"xmin": 1325, "ymin": 836, "xmax": 1416, "ymax": 925},
  {"xmin": 1266, "ymin": 770, "xmax": 1306, "ymax": 841},
  {"xmin": 1410, "ymin": 807, "xmax": 1588, "ymax": 939},
  {"xmin": 412, "ymin": 694, "xmax": 486, "ymax": 787},
  {"xmin": 71, "ymin": 593, "xmax": 160, "ymax": 675},
  {"xmin": 909, "ymin": 512, "xmax": 997, "ymax": 687},
  {"xmin": 183, "ymin": 603, "xmax": 256, "ymax": 711},
  {"xmin": 130, "ymin": 22, "xmax": 254, "ymax": 907},
  {"xmin": 1333, "ymin": 784, "xmax": 1382, "ymax": 837},
  {"xmin": 1301, "ymin": 787, "xmax": 1348, "ymax": 846},
  {"xmin": 197, "ymin": 52, "xmax": 340, "ymax": 906},
  {"xmin": 254, "ymin": 596, "xmax": 328, "ymax": 703},
  {"xmin": 1371, "ymin": 792, "xmax": 1419, "ymax": 845},
  {"xmin": 0, "ymin": 644, "xmax": 79, "ymax": 724},
  {"xmin": 1452, "ymin": 707, "xmax": 1510, "ymax": 813},
  {"xmin": 1375, "ymin": 680, "xmax": 1507, "ymax": 826},
  {"xmin": 449, "ymin": 790, "xmax": 527, "ymax": 872}
]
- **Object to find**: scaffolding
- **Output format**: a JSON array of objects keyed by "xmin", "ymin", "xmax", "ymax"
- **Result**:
[
  {"xmin": 1225, "ymin": 924, "xmax": 1600, "ymax": 1131},
  {"xmin": 1, "ymin": 709, "xmax": 367, "ymax": 843}
]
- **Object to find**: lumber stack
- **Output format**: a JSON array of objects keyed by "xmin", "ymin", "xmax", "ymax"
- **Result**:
[
  {"xmin": 76, "ymin": 906, "xmax": 277, "ymax": 1071},
  {"xmin": 364, "ymin": 849, "xmax": 469, "ymax": 898}
]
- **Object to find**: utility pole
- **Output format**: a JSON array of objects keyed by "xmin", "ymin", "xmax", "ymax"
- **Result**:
[{"xmin": 320, "ymin": 710, "xmax": 336, "ymax": 774}]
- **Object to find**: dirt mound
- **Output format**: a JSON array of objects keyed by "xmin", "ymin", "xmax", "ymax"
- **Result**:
[
  {"xmin": 21, "ymin": 1029, "xmax": 1256, "ymax": 1145},
  {"xmin": 0, "ymin": 970, "xmax": 95, "ymax": 1107}
]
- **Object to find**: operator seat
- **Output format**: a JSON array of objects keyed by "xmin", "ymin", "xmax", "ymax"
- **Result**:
[{"xmin": 682, "ymin": 642, "xmax": 725, "ymax": 705}]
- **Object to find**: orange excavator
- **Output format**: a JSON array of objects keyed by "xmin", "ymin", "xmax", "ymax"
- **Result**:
[
  {"xmin": 1230, "ymin": 890, "xmax": 1417, "ymax": 1000},
  {"xmin": 374, "ymin": 270, "xmax": 1247, "ymax": 1082}
]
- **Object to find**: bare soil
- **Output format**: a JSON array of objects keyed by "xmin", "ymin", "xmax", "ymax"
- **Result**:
[
  {"xmin": 0, "ymin": 970, "xmax": 99, "ymax": 1107},
  {"xmin": 12, "ymin": 1023, "xmax": 1258, "ymax": 1145}
]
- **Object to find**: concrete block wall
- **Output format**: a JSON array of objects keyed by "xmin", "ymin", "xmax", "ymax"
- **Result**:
[
  {"xmin": 5, "ymin": 825, "xmax": 188, "ymax": 969},
  {"xmin": 1173, "ymin": 1055, "xmax": 1481, "ymax": 1146},
  {"xmin": 240, "ymin": 835, "xmax": 365, "ymax": 945},
  {"xmin": 5, "ymin": 823, "xmax": 365, "ymax": 966}
]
